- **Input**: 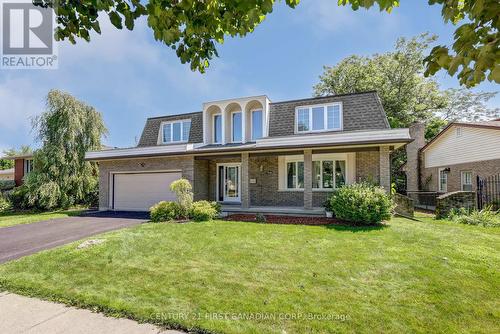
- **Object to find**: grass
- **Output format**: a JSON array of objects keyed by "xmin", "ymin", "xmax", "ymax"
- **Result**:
[
  {"xmin": 0, "ymin": 209, "xmax": 83, "ymax": 228},
  {"xmin": 0, "ymin": 213, "xmax": 499, "ymax": 333}
]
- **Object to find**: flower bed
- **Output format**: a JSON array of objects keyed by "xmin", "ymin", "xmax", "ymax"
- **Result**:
[{"xmin": 224, "ymin": 214, "xmax": 348, "ymax": 226}]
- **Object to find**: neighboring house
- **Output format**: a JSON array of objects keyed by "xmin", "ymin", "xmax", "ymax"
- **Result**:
[
  {"xmin": 85, "ymin": 91, "xmax": 412, "ymax": 213},
  {"xmin": 405, "ymin": 120, "xmax": 500, "ymax": 194},
  {"xmin": 0, "ymin": 168, "xmax": 14, "ymax": 181},
  {"xmin": 1, "ymin": 154, "xmax": 34, "ymax": 186}
]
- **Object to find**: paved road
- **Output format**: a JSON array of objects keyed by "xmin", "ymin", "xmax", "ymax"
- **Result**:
[
  {"xmin": 0, "ymin": 292, "xmax": 184, "ymax": 334},
  {"xmin": 0, "ymin": 212, "xmax": 148, "ymax": 264}
]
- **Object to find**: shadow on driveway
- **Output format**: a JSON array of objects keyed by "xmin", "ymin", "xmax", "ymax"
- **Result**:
[{"xmin": 0, "ymin": 211, "xmax": 148, "ymax": 264}]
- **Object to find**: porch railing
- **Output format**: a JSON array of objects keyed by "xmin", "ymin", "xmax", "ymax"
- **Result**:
[{"xmin": 477, "ymin": 174, "xmax": 500, "ymax": 210}]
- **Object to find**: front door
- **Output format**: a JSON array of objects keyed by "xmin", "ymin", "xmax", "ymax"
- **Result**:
[{"xmin": 217, "ymin": 164, "xmax": 241, "ymax": 202}]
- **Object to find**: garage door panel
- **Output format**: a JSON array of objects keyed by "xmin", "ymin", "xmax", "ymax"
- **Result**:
[{"xmin": 113, "ymin": 172, "xmax": 181, "ymax": 211}]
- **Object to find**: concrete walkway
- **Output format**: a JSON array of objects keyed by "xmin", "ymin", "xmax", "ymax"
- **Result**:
[{"xmin": 0, "ymin": 292, "xmax": 185, "ymax": 334}]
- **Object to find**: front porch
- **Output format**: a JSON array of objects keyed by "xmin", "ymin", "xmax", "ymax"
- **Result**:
[
  {"xmin": 220, "ymin": 204, "xmax": 326, "ymax": 217},
  {"xmin": 193, "ymin": 145, "xmax": 392, "ymax": 211}
]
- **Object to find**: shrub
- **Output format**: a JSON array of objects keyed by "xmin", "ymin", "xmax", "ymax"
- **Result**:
[
  {"xmin": 0, "ymin": 194, "xmax": 11, "ymax": 212},
  {"xmin": 190, "ymin": 201, "xmax": 220, "ymax": 221},
  {"xmin": 0, "ymin": 180, "xmax": 15, "ymax": 191},
  {"xmin": 449, "ymin": 206, "xmax": 499, "ymax": 227},
  {"xmin": 150, "ymin": 201, "xmax": 182, "ymax": 222},
  {"xmin": 170, "ymin": 178, "xmax": 193, "ymax": 218},
  {"xmin": 9, "ymin": 185, "xmax": 30, "ymax": 210},
  {"xmin": 329, "ymin": 183, "xmax": 393, "ymax": 224}
]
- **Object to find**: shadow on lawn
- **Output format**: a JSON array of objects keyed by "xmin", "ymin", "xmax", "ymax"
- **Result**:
[{"xmin": 322, "ymin": 223, "xmax": 389, "ymax": 232}]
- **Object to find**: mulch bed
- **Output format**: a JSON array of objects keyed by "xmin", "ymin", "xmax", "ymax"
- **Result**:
[{"xmin": 224, "ymin": 214, "xmax": 351, "ymax": 226}]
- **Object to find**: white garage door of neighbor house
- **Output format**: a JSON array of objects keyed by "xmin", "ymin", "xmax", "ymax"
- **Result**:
[{"xmin": 113, "ymin": 172, "xmax": 182, "ymax": 211}]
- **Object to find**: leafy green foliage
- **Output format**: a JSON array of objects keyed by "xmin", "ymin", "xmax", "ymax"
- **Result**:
[
  {"xmin": 169, "ymin": 178, "xmax": 193, "ymax": 218},
  {"xmin": 448, "ymin": 206, "xmax": 500, "ymax": 227},
  {"xmin": 314, "ymin": 34, "xmax": 448, "ymax": 129},
  {"xmin": 189, "ymin": 200, "xmax": 220, "ymax": 221},
  {"xmin": 0, "ymin": 194, "xmax": 11, "ymax": 212},
  {"xmin": 20, "ymin": 90, "xmax": 107, "ymax": 210},
  {"xmin": 340, "ymin": 0, "xmax": 500, "ymax": 87},
  {"xmin": 36, "ymin": 1, "xmax": 499, "ymax": 85},
  {"xmin": 0, "ymin": 180, "xmax": 15, "ymax": 191},
  {"xmin": 439, "ymin": 89, "xmax": 500, "ymax": 122},
  {"xmin": 150, "ymin": 201, "xmax": 182, "ymax": 222},
  {"xmin": 330, "ymin": 183, "xmax": 393, "ymax": 224}
]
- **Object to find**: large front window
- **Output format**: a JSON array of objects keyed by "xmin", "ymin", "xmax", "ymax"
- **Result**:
[
  {"xmin": 162, "ymin": 120, "xmax": 190, "ymax": 143},
  {"xmin": 213, "ymin": 114, "xmax": 222, "ymax": 143},
  {"xmin": 461, "ymin": 171, "xmax": 472, "ymax": 191},
  {"xmin": 232, "ymin": 112, "xmax": 242, "ymax": 142},
  {"xmin": 312, "ymin": 160, "xmax": 346, "ymax": 189},
  {"xmin": 296, "ymin": 103, "xmax": 342, "ymax": 133},
  {"xmin": 251, "ymin": 110, "xmax": 263, "ymax": 140}
]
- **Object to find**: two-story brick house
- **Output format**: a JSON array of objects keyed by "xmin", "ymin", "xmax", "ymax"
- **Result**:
[{"xmin": 85, "ymin": 91, "xmax": 412, "ymax": 214}]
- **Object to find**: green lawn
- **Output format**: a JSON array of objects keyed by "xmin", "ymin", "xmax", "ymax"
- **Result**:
[
  {"xmin": 0, "ymin": 209, "xmax": 83, "ymax": 228},
  {"xmin": 0, "ymin": 214, "xmax": 498, "ymax": 333}
]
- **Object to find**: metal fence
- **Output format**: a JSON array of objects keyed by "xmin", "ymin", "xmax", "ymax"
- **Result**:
[
  {"xmin": 477, "ymin": 174, "xmax": 500, "ymax": 210},
  {"xmin": 406, "ymin": 191, "xmax": 438, "ymax": 211}
]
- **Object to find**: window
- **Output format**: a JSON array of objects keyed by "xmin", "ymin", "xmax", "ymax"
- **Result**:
[
  {"xmin": 162, "ymin": 120, "xmax": 191, "ymax": 143},
  {"xmin": 312, "ymin": 160, "xmax": 346, "ymax": 190},
  {"xmin": 461, "ymin": 171, "xmax": 472, "ymax": 191},
  {"xmin": 251, "ymin": 110, "xmax": 263, "ymax": 140},
  {"xmin": 295, "ymin": 103, "xmax": 342, "ymax": 133},
  {"xmin": 232, "ymin": 112, "xmax": 242, "ymax": 142},
  {"xmin": 287, "ymin": 161, "xmax": 304, "ymax": 189},
  {"xmin": 24, "ymin": 159, "xmax": 33, "ymax": 175},
  {"xmin": 439, "ymin": 168, "xmax": 448, "ymax": 192},
  {"xmin": 213, "ymin": 114, "xmax": 222, "ymax": 143}
]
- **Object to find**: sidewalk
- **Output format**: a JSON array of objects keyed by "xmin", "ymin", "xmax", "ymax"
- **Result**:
[{"xmin": 0, "ymin": 292, "xmax": 185, "ymax": 334}]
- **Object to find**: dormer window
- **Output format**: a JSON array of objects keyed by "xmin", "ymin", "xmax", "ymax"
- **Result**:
[
  {"xmin": 213, "ymin": 114, "xmax": 222, "ymax": 144},
  {"xmin": 162, "ymin": 120, "xmax": 191, "ymax": 144},
  {"xmin": 251, "ymin": 109, "xmax": 263, "ymax": 140},
  {"xmin": 232, "ymin": 111, "xmax": 242, "ymax": 142},
  {"xmin": 295, "ymin": 103, "xmax": 342, "ymax": 133}
]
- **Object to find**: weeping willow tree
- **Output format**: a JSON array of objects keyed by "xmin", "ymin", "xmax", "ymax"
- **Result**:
[{"xmin": 21, "ymin": 90, "xmax": 107, "ymax": 209}]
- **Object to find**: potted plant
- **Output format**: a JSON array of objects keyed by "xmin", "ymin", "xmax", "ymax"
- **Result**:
[{"xmin": 323, "ymin": 198, "xmax": 334, "ymax": 218}]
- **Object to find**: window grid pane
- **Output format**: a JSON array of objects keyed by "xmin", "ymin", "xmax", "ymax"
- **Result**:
[
  {"xmin": 252, "ymin": 110, "xmax": 263, "ymax": 140},
  {"xmin": 327, "ymin": 105, "xmax": 340, "ymax": 129},
  {"xmin": 312, "ymin": 107, "xmax": 324, "ymax": 131},
  {"xmin": 214, "ymin": 115, "xmax": 222, "ymax": 143},
  {"xmin": 313, "ymin": 161, "xmax": 321, "ymax": 188},
  {"xmin": 297, "ymin": 162, "xmax": 304, "ymax": 188},
  {"xmin": 287, "ymin": 162, "xmax": 296, "ymax": 189},
  {"xmin": 297, "ymin": 109, "xmax": 310, "ymax": 132},
  {"xmin": 163, "ymin": 124, "xmax": 172, "ymax": 143},
  {"xmin": 322, "ymin": 161, "xmax": 333, "ymax": 188},
  {"xmin": 335, "ymin": 160, "xmax": 346, "ymax": 188},
  {"xmin": 172, "ymin": 122, "xmax": 181, "ymax": 142},
  {"xmin": 232, "ymin": 112, "xmax": 242, "ymax": 142},
  {"xmin": 182, "ymin": 121, "xmax": 191, "ymax": 141}
]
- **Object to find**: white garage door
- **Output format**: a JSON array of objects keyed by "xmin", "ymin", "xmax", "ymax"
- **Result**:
[{"xmin": 113, "ymin": 172, "xmax": 182, "ymax": 211}]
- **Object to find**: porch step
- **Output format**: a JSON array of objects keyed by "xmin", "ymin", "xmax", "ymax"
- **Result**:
[{"xmin": 221, "ymin": 206, "xmax": 326, "ymax": 217}]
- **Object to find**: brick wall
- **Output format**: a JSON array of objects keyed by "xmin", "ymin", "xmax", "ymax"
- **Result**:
[
  {"xmin": 435, "ymin": 191, "xmax": 476, "ymax": 218},
  {"xmin": 422, "ymin": 158, "xmax": 500, "ymax": 192},
  {"xmin": 356, "ymin": 151, "xmax": 380, "ymax": 184},
  {"xmin": 98, "ymin": 156, "xmax": 195, "ymax": 210}
]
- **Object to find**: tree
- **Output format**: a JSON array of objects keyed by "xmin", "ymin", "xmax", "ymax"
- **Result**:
[
  {"xmin": 36, "ymin": 0, "xmax": 499, "ymax": 85},
  {"xmin": 0, "ymin": 146, "xmax": 32, "ymax": 170},
  {"xmin": 21, "ymin": 90, "xmax": 107, "ymax": 209},
  {"xmin": 438, "ymin": 89, "xmax": 499, "ymax": 122},
  {"xmin": 314, "ymin": 33, "xmax": 448, "ymax": 128}
]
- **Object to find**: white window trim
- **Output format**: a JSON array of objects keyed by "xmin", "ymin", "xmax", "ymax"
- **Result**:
[
  {"xmin": 312, "ymin": 159, "xmax": 346, "ymax": 191},
  {"xmin": 212, "ymin": 113, "xmax": 222, "ymax": 144},
  {"xmin": 438, "ymin": 167, "xmax": 448, "ymax": 192},
  {"xmin": 24, "ymin": 159, "xmax": 33, "ymax": 175},
  {"xmin": 160, "ymin": 119, "xmax": 190, "ymax": 144},
  {"xmin": 230, "ymin": 111, "xmax": 242, "ymax": 143},
  {"xmin": 250, "ymin": 108, "xmax": 263, "ymax": 141},
  {"xmin": 294, "ymin": 102, "xmax": 343, "ymax": 134},
  {"xmin": 285, "ymin": 160, "xmax": 304, "ymax": 190},
  {"xmin": 461, "ymin": 171, "xmax": 472, "ymax": 191},
  {"xmin": 216, "ymin": 162, "xmax": 242, "ymax": 203}
]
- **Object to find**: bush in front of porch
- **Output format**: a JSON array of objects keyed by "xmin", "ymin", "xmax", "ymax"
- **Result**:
[{"xmin": 329, "ymin": 183, "xmax": 393, "ymax": 224}]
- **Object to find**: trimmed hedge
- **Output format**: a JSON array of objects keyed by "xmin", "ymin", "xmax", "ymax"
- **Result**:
[
  {"xmin": 329, "ymin": 183, "xmax": 393, "ymax": 224},
  {"xmin": 150, "ymin": 201, "xmax": 182, "ymax": 222}
]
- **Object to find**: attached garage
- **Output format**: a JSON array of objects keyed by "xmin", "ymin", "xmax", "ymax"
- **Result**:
[{"xmin": 111, "ymin": 171, "xmax": 182, "ymax": 211}]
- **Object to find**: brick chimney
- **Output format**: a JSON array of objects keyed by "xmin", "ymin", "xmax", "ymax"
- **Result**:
[{"xmin": 405, "ymin": 123, "xmax": 426, "ymax": 192}]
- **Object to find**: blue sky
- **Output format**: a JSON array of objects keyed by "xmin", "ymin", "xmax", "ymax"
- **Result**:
[{"xmin": 0, "ymin": 0, "xmax": 498, "ymax": 151}]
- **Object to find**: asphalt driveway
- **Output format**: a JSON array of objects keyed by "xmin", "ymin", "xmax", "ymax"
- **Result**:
[{"xmin": 0, "ymin": 211, "xmax": 148, "ymax": 264}]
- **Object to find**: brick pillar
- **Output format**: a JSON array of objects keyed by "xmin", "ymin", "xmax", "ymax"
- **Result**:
[
  {"xmin": 241, "ymin": 152, "xmax": 250, "ymax": 208},
  {"xmin": 379, "ymin": 146, "xmax": 391, "ymax": 193},
  {"xmin": 304, "ymin": 149, "xmax": 313, "ymax": 209}
]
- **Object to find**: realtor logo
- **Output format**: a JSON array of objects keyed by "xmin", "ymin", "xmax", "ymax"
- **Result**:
[{"xmin": 1, "ymin": 0, "xmax": 58, "ymax": 69}]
